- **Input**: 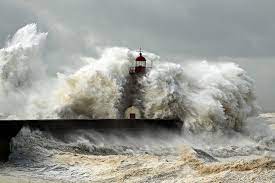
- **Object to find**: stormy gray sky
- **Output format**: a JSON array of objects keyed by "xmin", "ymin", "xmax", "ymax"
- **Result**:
[{"xmin": 0, "ymin": 0, "xmax": 275, "ymax": 111}]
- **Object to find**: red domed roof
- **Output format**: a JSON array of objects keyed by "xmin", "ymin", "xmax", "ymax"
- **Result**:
[{"xmin": 136, "ymin": 53, "xmax": 146, "ymax": 61}]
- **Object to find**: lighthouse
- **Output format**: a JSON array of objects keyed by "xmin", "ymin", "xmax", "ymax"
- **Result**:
[
  {"xmin": 119, "ymin": 48, "xmax": 151, "ymax": 119},
  {"xmin": 129, "ymin": 48, "xmax": 147, "ymax": 74}
]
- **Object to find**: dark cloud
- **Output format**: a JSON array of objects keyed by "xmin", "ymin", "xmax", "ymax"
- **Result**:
[{"xmin": 0, "ymin": 0, "xmax": 275, "ymax": 111}]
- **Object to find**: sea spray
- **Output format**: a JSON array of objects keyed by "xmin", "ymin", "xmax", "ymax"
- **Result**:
[
  {"xmin": 0, "ymin": 23, "xmax": 47, "ymax": 89},
  {"xmin": 143, "ymin": 61, "xmax": 259, "ymax": 132},
  {"xmin": 54, "ymin": 47, "xmax": 159, "ymax": 119},
  {"xmin": 0, "ymin": 24, "xmax": 259, "ymax": 132},
  {"xmin": 0, "ymin": 24, "xmax": 48, "ymax": 118},
  {"xmin": 54, "ymin": 47, "xmax": 132, "ymax": 118}
]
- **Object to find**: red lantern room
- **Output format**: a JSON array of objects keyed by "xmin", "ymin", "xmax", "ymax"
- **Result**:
[{"xmin": 129, "ymin": 48, "xmax": 147, "ymax": 74}]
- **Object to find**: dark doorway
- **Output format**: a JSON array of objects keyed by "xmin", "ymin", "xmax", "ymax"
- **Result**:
[{"xmin": 130, "ymin": 113, "xmax": 136, "ymax": 119}]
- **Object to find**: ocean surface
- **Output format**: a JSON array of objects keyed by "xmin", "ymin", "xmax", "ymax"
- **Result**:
[{"xmin": 0, "ymin": 113, "xmax": 273, "ymax": 182}]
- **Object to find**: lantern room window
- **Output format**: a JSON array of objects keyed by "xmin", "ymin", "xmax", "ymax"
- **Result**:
[
  {"xmin": 129, "ymin": 48, "xmax": 152, "ymax": 74},
  {"xmin": 135, "ymin": 53, "xmax": 146, "ymax": 67}
]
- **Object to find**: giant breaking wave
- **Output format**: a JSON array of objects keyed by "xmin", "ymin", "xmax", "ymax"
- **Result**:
[{"xmin": 0, "ymin": 24, "xmax": 259, "ymax": 132}]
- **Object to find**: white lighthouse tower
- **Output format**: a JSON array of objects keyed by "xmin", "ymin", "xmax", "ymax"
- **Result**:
[{"xmin": 120, "ymin": 48, "xmax": 151, "ymax": 119}]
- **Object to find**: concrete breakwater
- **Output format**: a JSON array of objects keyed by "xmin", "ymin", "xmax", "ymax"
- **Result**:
[{"xmin": 0, "ymin": 119, "xmax": 182, "ymax": 161}]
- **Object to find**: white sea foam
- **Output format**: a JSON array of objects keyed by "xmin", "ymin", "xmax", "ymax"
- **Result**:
[
  {"xmin": 143, "ymin": 61, "xmax": 259, "ymax": 132},
  {"xmin": 0, "ymin": 24, "xmax": 259, "ymax": 132},
  {"xmin": 0, "ymin": 24, "xmax": 47, "ymax": 118},
  {"xmin": 55, "ymin": 50, "xmax": 259, "ymax": 132}
]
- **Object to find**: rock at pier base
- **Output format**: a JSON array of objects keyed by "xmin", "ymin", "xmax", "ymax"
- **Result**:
[{"xmin": 0, "ymin": 138, "xmax": 11, "ymax": 161}]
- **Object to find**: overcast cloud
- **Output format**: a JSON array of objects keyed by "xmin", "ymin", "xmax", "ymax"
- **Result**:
[{"xmin": 0, "ymin": 0, "xmax": 275, "ymax": 111}]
